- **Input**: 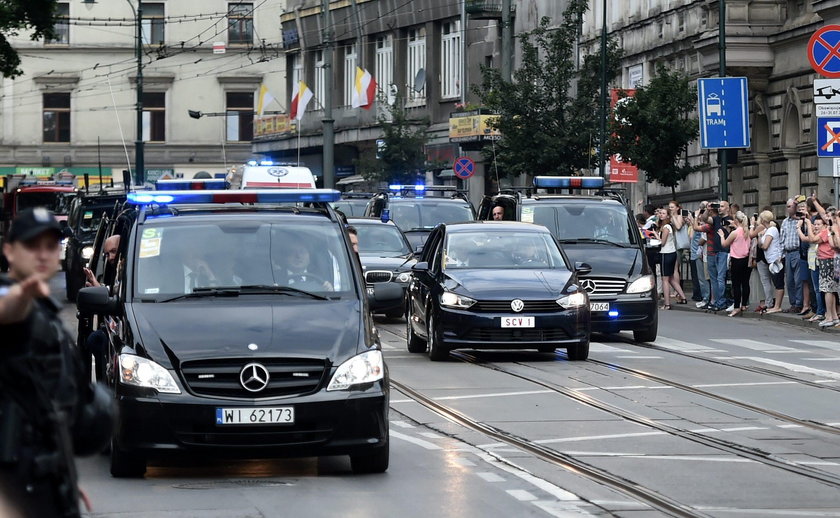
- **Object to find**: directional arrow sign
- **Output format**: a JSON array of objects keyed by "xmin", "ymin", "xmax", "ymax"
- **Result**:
[{"xmin": 697, "ymin": 77, "xmax": 751, "ymax": 149}]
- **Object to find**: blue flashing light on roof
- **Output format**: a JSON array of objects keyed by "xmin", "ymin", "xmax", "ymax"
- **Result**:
[
  {"xmin": 259, "ymin": 160, "xmax": 273, "ymax": 166},
  {"xmin": 155, "ymin": 179, "xmax": 229, "ymax": 191},
  {"xmin": 533, "ymin": 176, "xmax": 605, "ymax": 189},
  {"xmin": 388, "ymin": 184, "xmax": 426, "ymax": 191},
  {"xmin": 127, "ymin": 189, "xmax": 342, "ymax": 205}
]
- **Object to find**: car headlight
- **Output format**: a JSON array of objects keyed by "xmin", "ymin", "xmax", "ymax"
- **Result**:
[
  {"xmin": 81, "ymin": 246, "xmax": 94, "ymax": 260},
  {"xmin": 395, "ymin": 272, "xmax": 411, "ymax": 283},
  {"xmin": 556, "ymin": 292, "xmax": 587, "ymax": 309},
  {"xmin": 327, "ymin": 350, "xmax": 384, "ymax": 391},
  {"xmin": 440, "ymin": 291, "xmax": 476, "ymax": 309},
  {"xmin": 626, "ymin": 275, "xmax": 655, "ymax": 294},
  {"xmin": 119, "ymin": 354, "xmax": 181, "ymax": 394}
]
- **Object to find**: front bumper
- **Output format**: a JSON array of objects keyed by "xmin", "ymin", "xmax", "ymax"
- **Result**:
[
  {"xmin": 437, "ymin": 307, "xmax": 590, "ymax": 348},
  {"xmin": 368, "ymin": 283, "xmax": 407, "ymax": 313},
  {"xmin": 588, "ymin": 292, "xmax": 657, "ymax": 332},
  {"xmin": 114, "ymin": 381, "xmax": 389, "ymax": 461}
]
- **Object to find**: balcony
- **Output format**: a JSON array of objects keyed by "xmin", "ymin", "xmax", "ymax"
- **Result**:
[{"xmin": 465, "ymin": 0, "xmax": 515, "ymax": 20}]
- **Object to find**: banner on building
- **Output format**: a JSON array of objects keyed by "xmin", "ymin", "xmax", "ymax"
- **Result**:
[
  {"xmin": 609, "ymin": 89, "xmax": 639, "ymax": 183},
  {"xmin": 448, "ymin": 110, "xmax": 501, "ymax": 143},
  {"xmin": 253, "ymin": 114, "xmax": 296, "ymax": 140}
]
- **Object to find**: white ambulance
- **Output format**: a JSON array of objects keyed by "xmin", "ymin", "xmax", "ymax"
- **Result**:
[{"xmin": 229, "ymin": 161, "xmax": 317, "ymax": 189}]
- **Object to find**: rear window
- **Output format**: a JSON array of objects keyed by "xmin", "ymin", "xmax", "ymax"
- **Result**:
[
  {"xmin": 522, "ymin": 202, "xmax": 637, "ymax": 245},
  {"xmin": 388, "ymin": 201, "xmax": 474, "ymax": 231}
]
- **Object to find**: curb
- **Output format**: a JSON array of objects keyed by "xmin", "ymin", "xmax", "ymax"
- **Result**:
[{"xmin": 668, "ymin": 302, "xmax": 840, "ymax": 334}]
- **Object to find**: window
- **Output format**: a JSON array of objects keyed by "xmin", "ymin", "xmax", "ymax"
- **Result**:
[
  {"xmin": 678, "ymin": 12, "xmax": 685, "ymax": 32},
  {"xmin": 46, "ymin": 3, "xmax": 69, "ymax": 45},
  {"xmin": 226, "ymin": 92, "xmax": 254, "ymax": 141},
  {"xmin": 375, "ymin": 35, "xmax": 393, "ymax": 100},
  {"xmin": 406, "ymin": 27, "xmax": 426, "ymax": 105},
  {"xmin": 343, "ymin": 43, "xmax": 358, "ymax": 107},
  {"xmin": 228, "ymin": 3, "xmax": 253, "ymax": 45},
  {"xmin": 142, "ymin": 3, "xmax": 165, "ymax": 45},
  {"xmin": 314, "ymin": 50, "xmax": 325, "ymax": 109},
  {"xmin": 440, "ymin": 20, "xmax": 461, "ymax": 99},
  {"xmin": 43, "ymin": 93, "xmax": 70, "ymax": 142},
  {"xmin": 142, "ymin": 92, "xmax": 165, "ymax": 142},
  {"xmin": 291, "ymin": 53, "xmax": 303, "ymax": 86}
]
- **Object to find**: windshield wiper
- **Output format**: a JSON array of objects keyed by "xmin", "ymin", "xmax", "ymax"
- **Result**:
[
  {"xmin": 160, "ymin": 287, "xmax": 241, "ymax": 302},
  {"xmin": 557, "ymin": 238, "xmax": 634, "ymax": 248},
  {"xmin": 238, "ymin": 284, "xmax": 331, "ymax": 300}
]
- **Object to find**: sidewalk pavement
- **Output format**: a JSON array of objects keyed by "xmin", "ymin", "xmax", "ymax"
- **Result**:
[{"xmin": 668, "ymin": 300, "xmax": 840, "ymax": 334}]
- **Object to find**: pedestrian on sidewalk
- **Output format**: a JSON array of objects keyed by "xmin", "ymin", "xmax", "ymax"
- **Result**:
[
  {"xmin": 720, "ymin": 211, "xmax": 751, "ymax": 316},
  {"xmin": 690, "ymin": 202, "xmax": 709, "ymax": 305},
  {"xmin": 658, "ymin": 213, "xmax": 688, "ymax": 310},
  {"xmin": 805, "ymin": 196, "xmax": 826, "ymax": 322},
  {"xmin": 798, "ymin": 215, "xmax": 839, "ymax": 327},
  {"xmin": 750, "ymin": 210, "xmax": 775, "ymax": 312},
  {"xmin": 757, "ymin": 210, "xmax": 786, "ymax": 314},
  {"xmin": 780, "ymin": 196, "xmax": 805, "ymax": 313}
]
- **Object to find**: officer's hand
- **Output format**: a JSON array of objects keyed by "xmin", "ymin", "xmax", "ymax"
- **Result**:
[
  {"xmin": 83, "ymin": 267, "xmax": 99, "ymax": 287},
  {"xmin": 18, "ymin": 274, "xmax": 50, "ymax": 300}
]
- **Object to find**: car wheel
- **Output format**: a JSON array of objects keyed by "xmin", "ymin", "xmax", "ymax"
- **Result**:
[
  {"xmin": 566, "ymin": 338, "xmax": 590, "ymax": 361},
  {"xmin": 110, "ymin": 438, "xmax": 146, "ymax": 478},
  {"xmin": 632, "ymin": 314, "xmax": 658, "ymax": 343},
  {"xmin": 406, "ymin": 304, "xmax": 427, "ymax": 353},
  {"xmin": 427, "ymin": 312, "xmax": 450, "ymax": 361},
  {"xmin": 538, "ymin": 346, "xmax": 556, "ymax": 353},
  {"xmin": 350, "ymin": 438, "xmax": 389, "ymax": 474}
]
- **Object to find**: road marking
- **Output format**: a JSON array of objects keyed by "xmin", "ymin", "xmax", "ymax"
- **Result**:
[
  {"xmin": 566, "ymin": 452, "xmax": 753, "ymax": 463},
  {"xmin": 589, "ymin": 342, "xmax": 634, "ymax": 353},
  {"xmin": 390, "ymin": 420, "xmax": 415, "ymax": 428},
  {"xmin": 380, "ymin": 342, "xmax": 398, "ymax": 350},
  {"xmin": 434, "ymin": 389, "xmax": 553, "ymax": 401},
  {"xmin": 576, "ymin": 385, "xmax": 668, "ymax": 391},
  {"xmin": 534, "ymin": 500, "xmax": 599, "ymax": 517},
  {"xmin": 802, "ymin": 357, "xmax": 840, "ymax": 361},
  {"xmin": 711, "ymin": 338, "xmax": 797, "ymax": 352},
  {"xmin": 693, "ymin": 381, "xmax": 797, "ymax": 388},
  {"xmin": 390, "ymin": 430, "xmax": 442, "ymax": 450},
  {"xmin": 507, "ymin": 489, "xmax": 538, "ymax": 501},
  {"xmin": 477, "ymin": 472, "xmax": 505, "ymax": 482},
  {"xmin": 791, "ymin": 340, "xmax": 840, "ymax": 351},
  {"xmin": 536, "ymin": 431, "xmax": 667, "ymax": 444},
  {"xmin": 471, "ymin": 450, "xmax": 581, "ymax": 501},
  {"xmin": 655, "ymin": 336, "xmax": 725, "ymax": 352},
  {"xmin": 741, "ymin": 357, "xmax": 840, "ymax": 380},
  {"xmin": 615, "ymin": 355, "xmax": 662, "ymax": 359},
  {"xmin": 450, "ymin": 457, "xmax": 477, "ymax": 467},
  {"xmin": 420, "ymin": 431, "xmax": 443, "ymax": 439}
]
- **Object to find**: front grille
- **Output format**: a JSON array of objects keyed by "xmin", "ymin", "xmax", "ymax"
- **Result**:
[
  {"xmin": 181, "ymin": 358, "xmax": 328, "ymax": 398},
  {"xmin": 460, "ymin": 328, "xmax": 569, "ymax": 342},
  {"xmin": 474, "ymin": 300, "xmax": 559, "ymax": 312},
  {"xmin": 177, "ymin": 428, "xmax": 332, "ymax": 447},
  {"xmin": 579, "ymin": 277, "xmax": 626, "ymax": 296},
  {"xmin": 365, "ymin": 270, "xmax": 393, "ymax": 283}
]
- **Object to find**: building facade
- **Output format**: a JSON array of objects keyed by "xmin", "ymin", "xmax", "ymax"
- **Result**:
[{"xmin": 4, "ymin": 0, "xmax": 284, "ymax": 185}]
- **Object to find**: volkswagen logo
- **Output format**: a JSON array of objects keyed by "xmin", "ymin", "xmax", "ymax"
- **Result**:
[
  {"xmin": 580, "ymin": 279, "xmax": 597, "ymax": 294},
  {"xmin": 240, "ymin": 363, "xmax": 270, "ymax": 392},
  {"xmin": 510, "ymin": 299, "xmax": 525, "ymax": 312},
  {"xmin": 267, "ymin": 167, "xmax": 289, "ymax": 177}
]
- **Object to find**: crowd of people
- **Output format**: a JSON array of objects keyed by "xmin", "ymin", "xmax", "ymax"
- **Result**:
[{"xmin": 638, "ymin": 193, "xmax": 840, "ymax": 328}]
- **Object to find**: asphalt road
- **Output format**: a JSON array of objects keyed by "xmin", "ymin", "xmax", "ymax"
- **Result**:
[{"xmin": 48, "ymin": 273, "xmax": 840, "ymax": 518}]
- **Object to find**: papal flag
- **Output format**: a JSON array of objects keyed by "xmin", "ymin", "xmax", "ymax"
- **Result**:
[
  {"xmin": 351, "ymin": 67, "xmax": 377, "ymax": 110},
  {"xmin": 256, "ymin": 84, "xmax": 276, "ymax": 116},
  {"xmin": 290, "ymin": 80, "xmax": 314, "ymax": 120}
]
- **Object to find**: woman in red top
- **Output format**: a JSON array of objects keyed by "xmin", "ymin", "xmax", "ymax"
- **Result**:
[{"xmin": 798, "ymin": 215, "xmax": 838, "ymax": 327}]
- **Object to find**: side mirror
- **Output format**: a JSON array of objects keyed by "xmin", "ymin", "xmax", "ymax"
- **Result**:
[
  {"xmin": 574, "ymin": 262, "xmax": 592, "ymax": 275},
  {"xmin": 76, "ymin": 286, "xmax": 117, "ymax": 316},
  {"xmin": 412, "ymin": 261, "xmax": 429, "ymax": 272},
  {"xmin": 413, "ymin": 244, "xmax": 424, "ymax": 254}
]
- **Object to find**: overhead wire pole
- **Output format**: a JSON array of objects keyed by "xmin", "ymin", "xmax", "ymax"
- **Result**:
[
  {"xmin": 718, "ymin": 0, "xmax": 728, "ymax": 201},
  {"xmin": 322, "ymin": 0, "xmax": 335, "ymax": 189},
  {"xmin": 501, "ymin": 0, "xmax": 512, "ymax": 82},
  {"xmin": 598, "ymin": 0, "xmax": 607, "ymax": 179},
  {"xmin": 129, "ymin": 0, "xmax": 145, "ymax": 186}
]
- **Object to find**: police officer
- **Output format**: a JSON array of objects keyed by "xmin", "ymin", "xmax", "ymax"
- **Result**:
[{"xmin": 0, "ymin": 207, "xmax": 113, "ymax": 518}]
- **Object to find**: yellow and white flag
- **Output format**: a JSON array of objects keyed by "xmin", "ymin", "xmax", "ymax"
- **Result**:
[{"xmin": 256, "ymin": 84, "xmax": 276, "ymax": 116}]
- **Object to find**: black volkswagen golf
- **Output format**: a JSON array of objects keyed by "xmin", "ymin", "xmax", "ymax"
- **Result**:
[
  {"xmin": 406, "ymin": 221, "xmax": 591, "ymax": 361},
  {"xmin": 76, "ymin": 189, "xmax": 397, "ymax": 477}
]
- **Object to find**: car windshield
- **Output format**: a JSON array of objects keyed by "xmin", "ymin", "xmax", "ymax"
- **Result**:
[
  {"xmin": 17, "ymin": 192, "xmax": 69, "ymax": 214},
  {"xmin": 355, "ymin": 224, "xmax": 411, "ymax": 256},
  {"xmin": 331, "ymin": 199, "xmax": 369, "ymax": 217},
  {"xmin": 522, "ymin": 203, "xmax": 635, "ymax": 245},
  {"xmin": 78, "ymin": 204, "xmax": 114, "ymax": 232},
  {"xmin": 388, "ymin": 201, "xmax": 473, "ymax": 231},
  {"xmin": 443, "ymin": 231, "xmax": 567, "ymax": 270},
  {"xmin": 133, "ymin": 219, "xmax": 356, "ymax": 301}
]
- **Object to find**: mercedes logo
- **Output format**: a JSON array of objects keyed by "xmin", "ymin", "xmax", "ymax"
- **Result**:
[
  {"xmin": 267, "ymin": 167, "xmax": 289, "ymax": 178},
  {"xmin": 239, "ymin": 363, "xmax": 270, "ymax": 392},
  {"xmin": 580, "ymin": 279, "xmax": 597, "ymax": 294},
  {"xmin": 510, "ymin": 299, "xmax": 525, "ymax": 312}
]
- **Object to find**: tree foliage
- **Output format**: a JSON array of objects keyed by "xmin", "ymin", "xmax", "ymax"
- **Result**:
[
  {"xmin": 610, "ymin": 64, "xmax": 701, "ymax": 193},
  {"xmin": 473, "ymin": 0, "xmax": 622, "ymax": 178},
  {"xmin": 0, "ymin": 0, "xmax": 59, "ymax": 78},
  {"xmin": 355, "ymin": 94, "xmax": 430, "ymax": 184}
]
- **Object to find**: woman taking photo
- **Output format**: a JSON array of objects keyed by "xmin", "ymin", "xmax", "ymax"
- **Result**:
[
  {"xmin": 658, "ymin": 213, "xmax": 688, "ymax": 310},
  {"xmin": 798, "ymin": 215, "xmax": 839, "ymax": 327},
  {"xmin": 756, "ymin": 210, "xmax": 785, "ymax": 314},
  {"xmin": 720, "ymin": 211, "xmax": 752, "ymax": 316}
]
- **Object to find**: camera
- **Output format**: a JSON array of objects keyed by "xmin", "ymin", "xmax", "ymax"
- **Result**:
[
  {"xmin": 752, "ymin": 212, "xmax": 759, "ymax": 220},
  {"xmin": 681, "ymin": 209, "xmax": 689, "ymax": 217},
  {"xmin": 709, "ymin": 203, "xmax": 720, "ymax": 210},
  {"xmin": 796, "ymin": 211, "xmax": 807, "ymax": 218}
]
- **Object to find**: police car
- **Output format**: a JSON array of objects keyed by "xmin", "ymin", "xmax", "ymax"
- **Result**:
[
  {"xmin": 76, "ymin": 185, "xmax": 398, "ymax": 477},
  {"xmin": 478, "ymin": 176, "xmax": 657, "ymax": 342}
]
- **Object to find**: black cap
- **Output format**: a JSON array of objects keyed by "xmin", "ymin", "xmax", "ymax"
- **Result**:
[{"xmin": 7, "ymin": 207, "xmax": 62, "ymax": 243}]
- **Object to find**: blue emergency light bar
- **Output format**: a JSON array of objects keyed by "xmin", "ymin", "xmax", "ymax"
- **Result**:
[
  {"xmin": 127, "ymin": 189, "xmax": 341, "ymax": 205},
  {"xmin": 155, "ymin": 179, "xmax": 230, "ymax": 190},
  {"xmin": 533, "ymin": 176, "xmax": 605, "ymax": 189},
  {"xmin": 389, "ymin": 184, "xmax": 425, "ymax": 191}
]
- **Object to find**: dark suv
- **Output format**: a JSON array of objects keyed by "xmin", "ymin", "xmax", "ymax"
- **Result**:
[
  {"xmin": 478, "ymin": 176, "xmax": 658, "ymax": 342},
  {"xmin": 364, "ymin": 185, "xmax": 476, "ymax": 252},
  {"xmin": 63, "ymin": 189, "xmax": 126, "ymax": 301},
  {"xmin": 76, "ymin": 188, "xmax": 398, "ymax": 477}
]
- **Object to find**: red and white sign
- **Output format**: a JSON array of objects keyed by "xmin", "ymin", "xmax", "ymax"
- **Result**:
[
  {"xmin": 609, "ymin": 89, "xmax": 639, "ymax": 183},
  {"xmin": 213, "ymin": 42, "xmax": 226, "ymax": 54}
]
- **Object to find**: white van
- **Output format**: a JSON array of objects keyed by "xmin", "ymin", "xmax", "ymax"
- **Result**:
[{"xmin": 229, "ymin": 164, "xmax": 317, "ymax": 189}]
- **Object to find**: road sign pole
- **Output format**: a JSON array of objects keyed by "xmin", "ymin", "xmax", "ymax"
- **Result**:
[{"xmin": 718, "ymin": 0, "xmax": 728, "ymax": 201}]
